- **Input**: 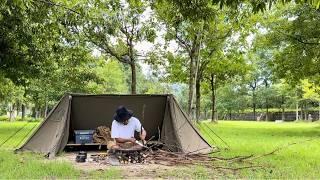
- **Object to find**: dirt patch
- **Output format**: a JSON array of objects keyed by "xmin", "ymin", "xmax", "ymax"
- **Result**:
[{"xmin": 54, "ymin": 152, "xmax": 221, "ymax": 179}]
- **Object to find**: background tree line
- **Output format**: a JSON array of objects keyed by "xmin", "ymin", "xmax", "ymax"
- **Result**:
[{"xmin": 0, "ymin": 0, "xmax": 319, "ymax": 121}]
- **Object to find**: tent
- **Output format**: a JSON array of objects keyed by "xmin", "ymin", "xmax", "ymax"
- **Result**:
[{"xmin": 18, "ymin": 94, "xmax": 212, "ymax": 157}]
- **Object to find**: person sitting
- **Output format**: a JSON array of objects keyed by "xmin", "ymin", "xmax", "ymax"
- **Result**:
[{"xmin": 109, "ymin": 106, "xmax": 147, "ymax": 149}]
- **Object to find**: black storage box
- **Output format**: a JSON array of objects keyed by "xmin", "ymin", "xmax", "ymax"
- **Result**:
[{"xmin": 74, "ymin": 130, "xmax": 95, "ymax": 144}]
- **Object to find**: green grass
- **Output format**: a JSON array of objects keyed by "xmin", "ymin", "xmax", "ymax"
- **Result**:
[
  {"xmin": 199, "ymin": 121, "xmax": 320, "ymax": 179},
  {"xmin": 0, "ymin": 121, "xmax": 121, "ymax": 179},
  {"xmin": 0, "ymin": 121, "xmax": 40, "ymax": 149},
  {"xmin": 0, "ymin": 151, "xmax": 82, "ymax": 179},
  {"xmin": 1, "ymin": 121, "xmax": 320, "ymax": 179}
]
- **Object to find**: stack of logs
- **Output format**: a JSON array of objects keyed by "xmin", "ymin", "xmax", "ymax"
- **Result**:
[
  {"xmin": 116, "ymin": 151, "xmax": 147, "ymax": 164},
  {"xmin": 93, "ymin": 126, "xmax": 112, "ymax": 144}
]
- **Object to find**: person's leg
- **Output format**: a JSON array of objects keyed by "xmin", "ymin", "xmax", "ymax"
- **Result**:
[{"xmin": 107, "ymin": 140, "xmax": 119, "ymax": 150}]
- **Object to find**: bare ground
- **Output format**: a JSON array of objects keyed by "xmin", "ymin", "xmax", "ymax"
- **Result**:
[{"xmin": 54, "ymin": 151, "xmax": 222, "ymax": 179}]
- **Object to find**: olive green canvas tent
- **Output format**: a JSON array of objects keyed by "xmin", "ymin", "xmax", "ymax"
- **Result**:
[{"xmin": 18, "ymin": 94, "xmax": 212, "ymax": 157}]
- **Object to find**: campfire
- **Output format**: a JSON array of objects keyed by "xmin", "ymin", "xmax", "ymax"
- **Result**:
[{"xmin": 77, "ymin": 126, "xmax": 216, "ymax": 167}]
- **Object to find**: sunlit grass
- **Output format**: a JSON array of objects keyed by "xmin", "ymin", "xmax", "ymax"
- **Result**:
[
  {"xmin": 0, "ymin": 121, "xmax": 40, "ymax": 149},
  {"xmin": 0, "ymin": 121, "xmax": 120, "ymax": 179},
  {"xmin": 199, "ymin": 121, "xmax": 320, "ymax": 179},
  {"xmin": 2, "ymin": 120, "xmax": 320, "ymax": 178}
]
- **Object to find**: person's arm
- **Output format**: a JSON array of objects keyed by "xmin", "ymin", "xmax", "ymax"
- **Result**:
[
  {"xmin": 139, "ymin": 129, "xmax": 147, "ymax": 141},
  {"xmin": 115, "ymin": 137, "xmax": 136, "ymax": 143},
  {"xmin": 134, "ymin": 118, "xmax": 147, "ymax": 141}
]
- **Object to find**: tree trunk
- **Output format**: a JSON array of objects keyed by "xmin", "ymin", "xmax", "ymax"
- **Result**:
[
  {"xmin": 264, "ymin": 80, "xmax": 269, "ymax": 121},
  {"xmin": 318, "ymin": 102, "xmax": 320, "ymax": 121},
  {"xmin": 130, "ymin": 62, "xmax": 137, "ymax": 94},
  {"xmin": 188, "ymin": 56, "xmax": 196, "ymax": 116},
  {"xmin": 300, "ymin": 103, "xmax": 303, "ymax": 120},
  {"xmin": 253, "ymin": 90, "xmax": 256, "ymax": 121},
  {"xmin": 204, "ymin": 109, "xmax": 207, "ymax": 120},
  {"xmin": 304, "ymin": 102, "xmax": 307, "ymax": 120},
  {"xmin": 22, "ymin": 104, "xmax": 25, "ymax": 120},
  {"xmin": 36, "ymin": 106, "xmax": 40, "ymax": 119},
  {"xmin": 210, "ymin": 74, "xmax": 217, "ymax": 122},
  {"xmin": 9, "ymin": 103, "xmax": 15, "ymax": 122},
  {"xmin": 16, "ymin": 101, "xmax": 20, "ymax": 117},
  {"xmin": 187, "ymin": 28, "xmax": 203, "ymax": 116},
  {"xmin": 296, "ymin": 100, "xmax": 299, "ymax": 121},
  {"xmin": 195, "ymin": 77, "xmax": 201, "ymax": 121},
  {"xmin": 266, "ymin": 98, "xmax": 269, "ymax": 121},
  {"xmin": 281, "ymin": 95, "xmax": 285, "ymax": 121},
  {"xmin": 21, "ymin": 86, "xmax": 27, "ymax": 120},
  {"xmin": 44, "ymin": 99, "xmax": 48, "ymax": 118}
]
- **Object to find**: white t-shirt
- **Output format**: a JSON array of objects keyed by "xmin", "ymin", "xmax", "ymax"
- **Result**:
[{"xmin": 111, "ymin": 117, "xmax": 143, "ymax": 139}]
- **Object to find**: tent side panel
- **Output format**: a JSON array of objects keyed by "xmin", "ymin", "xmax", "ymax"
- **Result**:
[
  {"xmin": 56, "ymin": 95, "xmax": 72, "ymax": 155},
  {"xmin": 170, "ymin": 96, "xmax": 212, "ymax": 153},
  {"xmin": 18, "ymin": 95, "xmax": 71, "ymax": 155},
  {"xmin": 161, "ymin": 97, "xmax": 181, "ymax": 152}
]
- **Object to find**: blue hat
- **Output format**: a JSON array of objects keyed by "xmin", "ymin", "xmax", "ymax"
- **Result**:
[{"xmin": 113, "ymin": 106, "xmax": 133, "ymax": 122}]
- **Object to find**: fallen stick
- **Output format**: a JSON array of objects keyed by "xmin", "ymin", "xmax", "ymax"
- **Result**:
[
  {"xmin": 244, "ymin": 138, "xmax": 318, "ymax": 161},
  {"xmin": 214, "ymin": 165, "xmax": 265, "ymax": 171}
]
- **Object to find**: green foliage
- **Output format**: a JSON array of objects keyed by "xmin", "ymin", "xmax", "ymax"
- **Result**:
[
  {"xmin": 0, "ymin": 115, "xmax": 8, "ymax": 121},
  {"xmin": 0, "ymin": 116, "xmax": 42, "ymax": 122},
  {"xmin": 0, "ymin": 76, "xmax": 24, "ymax": 105},
  {"xmin": 60, "ymin": 0, "xmax": 158, "ymax": 93},
  {"xmin": 301, "ymin": 79, "xmax": 320, "ymax": 101},
  {"xmin": 216, "ymin": 83, "xmax": 250, "ymax": 114},
  {"xmin": 257, "ymin": 4, "xmax": 320, "ymax": 85},
  {"xmin": 163, "ymin": 53, "xmax": 188, "ymax": 83},
  {"xmin": 157, "ymin": 0, "xmax": 320, "ymax": 21},
  {"xmin": 0, "ymin": 0, "xmax": 61, "ymax": 85},
  {"xmin": 89, "ymin": 59, "xmax": 129, "ymax": 94}
]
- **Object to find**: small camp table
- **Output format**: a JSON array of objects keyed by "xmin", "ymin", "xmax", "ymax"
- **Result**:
[{"xmin": 66, "ymin": 141, "xmax": 107, "ymax": 150}]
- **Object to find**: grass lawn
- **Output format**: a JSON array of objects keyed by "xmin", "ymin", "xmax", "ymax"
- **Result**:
[
  {"xmin": 0, "ymin": 121, "xmax": 121, "ymax": 179},
  {"xmin": 199, "ymin": 120, "xmax": 320, "ymax": 179},
  {"xmin": 1, "ymin": 121, "xmax": 319, "ymax": 179}
]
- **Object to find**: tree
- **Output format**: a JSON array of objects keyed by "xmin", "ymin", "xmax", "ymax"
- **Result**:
[
  {"xmin": 0, "ymin": 75, "xmax": 23, "ymax": 121},
  {"xmin": 0, "ymin": 0, "xmax": 67, "ymax": 119},
  {"xmin": 157, "ymin": 0, "xmax": 320, "ymax": 21},
  {"xmin": 203, "ymin": 50, "xmax": 247, "ymax": 121},
  {"xmin": 62, "ymin": 0, "xmax": 157, "ymax": 94},
  {"xmin": 90, "ymin": 59, "xmax": 129, "ymax": 94},
  {"xmin": 216, "ymin": 83, "xmax": 249, "ymax": 120},
  {"xmin": 155, "ymin": 0, "xmax": 212, "ymax": 115},
  {"xmin": 0, "ymin": 0, "xmax": 69, "ymax": 85},
  {"xmin": 194, "ymin": 7, "xmax": 236, "ymax": 121},
  {"xmin": 301, "ymin": 79, "xmax": 320, "ymax": 121},
  {"xmin": 258, "ymin": 4, "xmax": 320, "ymax": 85}
]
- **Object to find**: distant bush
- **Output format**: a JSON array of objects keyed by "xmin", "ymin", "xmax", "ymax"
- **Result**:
[
  {"xmin": 0, "ymin": 115, "xmax": 9, "ymax": 121},
  {"xmin": 16, "ymin": 117, "xmax": 42, "ymax": 122},
  {"xmin": 0, "ymin": 115, "xmax": 42, "ymax": 122}
]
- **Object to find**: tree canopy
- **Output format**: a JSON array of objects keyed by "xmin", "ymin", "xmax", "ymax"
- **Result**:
[{"xmin": 0, "ymin": 0, "xmax": 319, "ymax": 121}]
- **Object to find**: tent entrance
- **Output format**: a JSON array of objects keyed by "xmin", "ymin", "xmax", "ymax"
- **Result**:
[{"xmin": 64, "ymin": 95, "xmax": 167, "ymax": 150}]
